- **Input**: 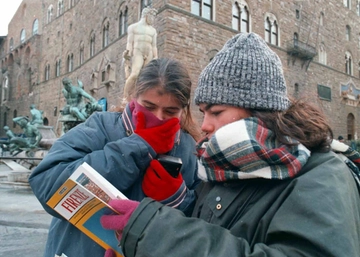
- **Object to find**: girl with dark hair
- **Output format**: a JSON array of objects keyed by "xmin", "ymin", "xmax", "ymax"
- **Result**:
[
  {"xmin": 29, "ymin": 58, "xmax": 201, "ymax": 257},
  {"xmin": 100, "ymin": 33, "xmax": 360, "ymax": 257}
]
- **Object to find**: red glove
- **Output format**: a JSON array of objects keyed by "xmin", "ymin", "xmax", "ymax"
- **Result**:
[
  {"xmin": 100, "ymin": 199, "xmax": 140, "ymax": 240},
  {"xmin": 104, "ymin": 249, "xmax": 116, "ymax": 257},
  {"xmin": 142, "ymin": 159, "xmax": 183, "ymax": 201},
  {"xmin": 134, "ymin": 112, "xmax": 180, "ymax": 154}
]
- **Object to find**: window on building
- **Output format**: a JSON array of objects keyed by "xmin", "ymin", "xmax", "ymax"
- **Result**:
[
  {"xmin": 271, "ymin": 21, "xmax": 278, "ymax": 45},
  {"xmin": 90, "ymin": 33, "xmax": 95, "ymax": 57},
  {"xmin": 320, "ymin": 12, "xmax": 324, "ymax": 26},
  {"xmin": 346, "ymin": 25, "xmax": 351, "ymax": 41},
  {"xmin": 265, "ymin": 16, "xmax": 279, "ymax": 46},
  {"xmin": 317, "ymin": 84, "xmax": 331, "ymax": 101},
  {"xmin": 67, "ymin": 54, "xmax": 73, "ymax": 72},
  {"xmin": 20, "ymin": 29, "xmax": 26, "ymax": 44},
  {"xmin": 102, "ymin": 21, "xmax": 109, "ymax": 48},
  {"xmin": 347, "ymin": 113, "xmax": 355, "ymax": 140},
  {"xmin": 232, "ymin": 2, "xmax": 250, "ymax": 32},
  {"xmin": 12, "ymin": 110, "xmax": 17, "ymax": 128},
  {"xmin": 32, "ymin": 19, "xmax": 39, "ymax": 35},
  {"xmin": 294, "ymin": 83, "xmax": 300, "ymax": 98},
  {"xmin": 296, "ymin": 9, "xmax": 300, "ymax": 19},
  {"xmin": 293, "ymin": 32, "xmax": 298, "ymax": 45},
  {"xmin": 141, "ymin": 0, "xmax": 152, "ymax": 12},
  {"xmin": 119, "ymin": 8, "xmax": 128, "ymax": 36},
  {"xmin": 319, "ymin": 44, "xmax": 327, "ymax": 65},
  {"xmin": 191, "ymin": 0, "xmax": 213, "ymax": 20},
  {"xmin": 345, "ymin": 51, "xmax": 353, "ymax": 75},
  {"xmin": 9, "ymin": 38, "xmax": 14, "ymax": 50},
  {"xmin": 45, "ymin": 64, "xmax": 50, "ymax": 81},
  {"xmin": 47, "ymin": 5, "xmax": 53, "ymax": 23},
  {"xmin": 69, "ymin": 0, "xmax": 75, "ymax": 8},
  {"xmin": 3, "ymin": 112, "xmax": 7, "ymax": 127},
  {"xmin": 58, "ymin": 0, "xmax": 64, "ymax": 16},
  {"xmin": 79, "ymin": 43, "xmax": 84, "ymax": 65},
  {"xmin": 1, "ymin": 76, "xmax": 9, "ymax": 103},
  {"xmin": 344, "ymin": 0, "xmax": 351, "ymax": 9},
  {"xmin": 55, "ymin": 59, "xmax": 61, "ymax": 77},
  {"xmin": 265, "ymin": 18, "xmax": 271, "ymax": 43}
]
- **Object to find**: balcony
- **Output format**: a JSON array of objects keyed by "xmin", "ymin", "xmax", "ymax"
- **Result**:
[{"xmin": 286, "ymin": 39, "xmax": 317, "ymax": 60}]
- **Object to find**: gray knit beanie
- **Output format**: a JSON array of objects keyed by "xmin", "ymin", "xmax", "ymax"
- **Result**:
[{"xmin": 194, "ymin": 32, "xmax": 290, "ymax": 111}]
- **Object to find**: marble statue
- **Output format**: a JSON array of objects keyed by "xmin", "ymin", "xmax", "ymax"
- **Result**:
[{"xmin": 122, "ymin": 7, "xmax": 158, "ymax": 103}]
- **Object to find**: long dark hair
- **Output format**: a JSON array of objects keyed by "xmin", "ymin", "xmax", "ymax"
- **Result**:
[
  {"xmin": 134, "ymin": 58, "xmax": 201, "ymax": 141},
  {"xmin": 250, "ymin": 97, "xmax": 333, "ymax": 152}
]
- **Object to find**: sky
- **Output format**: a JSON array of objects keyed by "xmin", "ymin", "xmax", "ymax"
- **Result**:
[{"xmin": 0, "ymin": 0, "xmax": 23, "ymax": 35}]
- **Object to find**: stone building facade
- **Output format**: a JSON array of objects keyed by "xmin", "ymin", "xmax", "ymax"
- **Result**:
[{"xmin": 1, "ymin": 0, "xmax": 360, "ymax": 139}]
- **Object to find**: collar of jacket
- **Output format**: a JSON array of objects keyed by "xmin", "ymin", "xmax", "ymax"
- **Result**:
[{"xmin": 121, "ymin": 103, "xmax": 181, "ymax": 144}]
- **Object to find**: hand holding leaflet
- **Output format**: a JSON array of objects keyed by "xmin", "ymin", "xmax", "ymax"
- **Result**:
[
  {"xmin": 100, "ymin": 199, "xmax": 140, "ymax": 240},
  {"xmin": 142, "ymin": 159, "xmax": 184, "ymax": 201},
  {"xmin": 134, "ymin": 112, "xmax": 180, "ymax": 154}
]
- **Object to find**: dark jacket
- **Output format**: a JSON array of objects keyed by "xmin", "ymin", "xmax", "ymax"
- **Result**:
[
  {"xmin": 29, "ymin": 106, "xmax": 199, "ymax": 257},
  {"xmin": 121, "ymin": 151, "xmax": 360, "ymax": 257}
]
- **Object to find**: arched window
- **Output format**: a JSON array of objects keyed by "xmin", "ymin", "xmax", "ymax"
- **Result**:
[
  {"xmin": 12, "ymin": 110, "xmax": 17, "ymax": 128},
  {"xmin": 293, "ymin": 32, "xmax": 299, "ymax": 46},
  {"xmin": 90, "ymin": 33, "xmax": 95, "ymax": 57},
  {"xmin": 319, "ymin": 43, "xmax": 327, "ymax": 65},
  {"xmin": 141, "ymin": 0, "xmax": 152, "ymax": 12},
  {"xmin": 45, "ymin": 63, "xmax": 50, "ymax": 81},
  {"xmin": 79, "ymin": 42, "xmax": 84, "ymax": 65},
  {"xmin": 20, "ymin": 29, "xmax": 26, "ymax": 43},
  {"xmin": 264, "ymin": 14, "xmax": 279, "ymax": 46},
  {"xmin": 232, "ymin": 2, "xmax": 250, "ymax": 32},
  {"xmin": 1, "ymin": 76, "xmax": 9, "ymax": 103},
  {"xmin": 346, "ymin": 25, "xmax": 351, "ymax": 41},
  {"xmin": 32, "ymin": 19, "xmax": 39, "ymax": 35},
  {"xmin": 102, "ymin": 21, "xmax": 109, "ymax": 48},
  {"xmin": 345, "ymin": 51, "xmax": 353, "ymax": 75},
  {"xmin": 344, "ymin": 0, "xmax": 351, "ymax": 9},
  {"xmin": 58, "ymin": 0, "xmax": 64, "ymax": 16},
  {"xmin": 119, "ymin": 7, "xmax": 128, "ymax": 36},
  {"xmin": 320, "ymin": 11, "xmax": 324, "ymax": 26},
  {"xmin": 347, "ymin": 113, "xmax": 355, "ymax": 140},
  {"xmin": 67, "ymin": 53, "xmax": 74, "ymax": 72},
  {"xmin": 47, "ymin": 5, "xmax": 53, "ymax": 23},
  {"xmin": 9, "ymin": 38, "xmax": 14, "ymax": 50},
  {"xmin": 55, "ymin": 59, "xmax": 61, "ymax": 77}
]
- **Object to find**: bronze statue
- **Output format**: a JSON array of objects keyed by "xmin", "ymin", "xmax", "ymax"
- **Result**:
[
  {"xmin": 30, "ymin": 104, "xmax": 44, "ymax": 126},
  {"xmin": 60, "ymin": 77, "xmax": 102, "ymax": 133},
  {"xmin": 8, "ymin": 117, "xmax": 42, "ymax": 155}
]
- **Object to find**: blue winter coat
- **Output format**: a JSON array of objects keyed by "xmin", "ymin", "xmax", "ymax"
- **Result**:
[{"xmin": 29, "ymin": 105, "xmax": 200, "ymax": 257}]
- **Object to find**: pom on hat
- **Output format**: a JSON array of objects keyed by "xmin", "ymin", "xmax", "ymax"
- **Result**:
[{"xmin": 194, "ymin": 32, "xmax": 290, "ymax": 111}]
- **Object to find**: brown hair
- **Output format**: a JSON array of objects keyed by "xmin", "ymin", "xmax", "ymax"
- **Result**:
[
  {"xmin": 250, "ymin": 97, "xmax": 333, "ymax": 152},
  {"xmin": 134, "ymin": 58, "xmax": 201, "ymax": 141}
]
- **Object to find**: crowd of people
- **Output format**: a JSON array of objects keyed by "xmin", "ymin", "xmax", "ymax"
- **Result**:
[{"xmin": 29, "ymin": 32, "xmax": 360, "ymax": 257}]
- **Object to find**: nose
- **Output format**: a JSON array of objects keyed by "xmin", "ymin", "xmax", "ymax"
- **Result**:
[
  {"xmin": 200, "ymin": 115, "xmax": 214, "ymax": 135},
  {"xmin": 153, "ymin": 109, "xmax": 166, "ymax": 120}
]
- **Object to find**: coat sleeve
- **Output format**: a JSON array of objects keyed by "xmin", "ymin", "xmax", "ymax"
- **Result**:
[
  {"xmin": 120, "ymin": 156, "xmax": 360, "ymax": 257},
  {"xmin": 29, "ymin": 113, "xmax": 153, "ymax": 218}
]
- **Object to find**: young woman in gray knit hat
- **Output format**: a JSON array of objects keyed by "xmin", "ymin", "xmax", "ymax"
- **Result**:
[{"xmin": 100, "ymin": 33, "xmax": 360, "ymax": 257}]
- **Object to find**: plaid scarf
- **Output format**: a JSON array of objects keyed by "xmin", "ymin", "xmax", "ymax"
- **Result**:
[{"xmin": 196, "ymin": 117, "xmax": 311, "ymax": 182}]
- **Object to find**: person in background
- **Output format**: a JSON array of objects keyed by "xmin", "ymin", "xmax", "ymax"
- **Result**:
[
  {"xmin": 29, "ymin": 58, "xmax": 201, "ymax": 257},
  {"xmin": 100, "ymin": 32, "xmax": 360, "ymax": 257},
  {"xmin": 338, "ymin": 135, "xmax": 345, "ymax": 142}
]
